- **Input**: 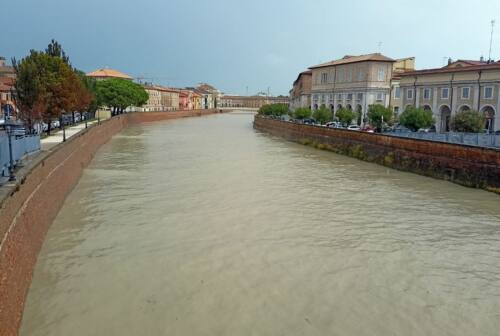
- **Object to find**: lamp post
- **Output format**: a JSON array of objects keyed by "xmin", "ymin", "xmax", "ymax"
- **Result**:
[{"xmin": 4, "ymin": 104, "xmax": 16, "ymax": 181}]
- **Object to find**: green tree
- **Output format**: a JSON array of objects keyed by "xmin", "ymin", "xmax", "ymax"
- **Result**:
[
  {"xmin": 367, "ymin": 104, "xmax": 393, "ymax": 130},
  {"xmin": 450, "ymin": 109, "xmax": 485, "ymax": 133},
  {"xmin": 45, "ymin": 39, "xmax": 70, "ymax": 64},
  {"xmin": 294, "ymin": 107, "xmax": 312, "ymax": 120},
  {"xmin": 336, "ymin": 108, "xmax": 356, "ymax": 126},
  {"xmin": 96, "ymin": 78, "xmax": 148, "ymax": 115},
  {"xmin": 258, "ymin": 103, "xmax": 288, "ymax": 116},
  {"xmin": 399, "ymin": 106, "xmax": 434, "ymax": 131},
  {"xmin": 313, "ymin": 106, "xmax": 332, "ymax": 124}
]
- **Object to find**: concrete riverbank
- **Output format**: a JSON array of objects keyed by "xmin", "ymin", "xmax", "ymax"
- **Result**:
[
  {"xmin": 254, "ymin": 115, "xmax": 500, "ymax": 194},
  {"xmin": 0, "ymin": 109, "xmax": 220, "ymax": 336}
]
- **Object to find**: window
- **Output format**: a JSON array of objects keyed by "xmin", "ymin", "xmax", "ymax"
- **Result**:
[
  {"xmin": 394, "ymin": 106, "xmax": 400, "ymax": 116},
  {"xmin": 346, "ymin": 70, "xmax": 352, "ymax": 82},
  {"xmin": 357, "ymin": 93, "xmax": 363, "ymax": 101},
  {"xmin": 423, "ymin": 88, "xmax": 431, "ymax": 100},
  {"xmin": 378, "ymin": 68, "xmax": 386, "ymax": 81},
  {"xmin": 358, "ymin": 70, "xmax": 364, "ymax": 81},
  {"xmin": 441, "ymin": 88, "xmax": 449, "ymax": 99},
  {"xmin": 407, "ymin": 89, "xmax": 414, "ymax": 100},
  {"xmin": 313, "ymin": 94, "xmax": 319, "ymax": 101},
  {"xmin": 394, "ymin": 87, "xmax": 401, "ymax": 99},
  {"xmin": 329, "ymin": 94, "xmax": 334, "ymax": 101},
  {"xmin": 461, "ymin": 87, "xmax": 470, "ymax": 99},
  {"xmin": 321, "ymin": 73, "xmax": 328, "ymax": 84},
  {"xmin": 484, "ymin": 86, "xmax": 494, "ymax": 99},
  {"xmin": 338, "ymin": 69, "xmax": 344, "ymax": 82},
  {"xmin": 337, "ymin": 93, "xmax": 343, "ymax": 100},
  {"xmin": 376, "ymin": 92, "xmax": 384, "ymax": 101},
  {"xmin": 347, "ymin": 93, "xmax": 353, "ymax": 100},
  {"xmin": 321, "ymin": 95, "xmax": 326, "ymax": 102}
]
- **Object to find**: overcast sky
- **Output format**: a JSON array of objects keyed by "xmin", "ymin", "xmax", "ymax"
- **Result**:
[{"xmin": 2, "ymin": 0, "xmax": 500, "ymax": 95}]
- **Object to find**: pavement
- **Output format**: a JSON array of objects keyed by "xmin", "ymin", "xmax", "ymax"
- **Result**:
[{"xmin": 41, "ymin": 120, "xmax": 98, "ymax": 151}]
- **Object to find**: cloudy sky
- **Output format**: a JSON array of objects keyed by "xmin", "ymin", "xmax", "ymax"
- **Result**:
[{"xmin": 2, "ymin": 0, "xmax": 500, "ymax": 95}]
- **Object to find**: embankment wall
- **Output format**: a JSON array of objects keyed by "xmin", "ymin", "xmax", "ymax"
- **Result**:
[
  {"xmin": 254, "ymin": 115, "xmax": 500, "ymax": 193},
  {"xmin": 0, "ymin": 109, "xmax": 219, "ymax": 336}
]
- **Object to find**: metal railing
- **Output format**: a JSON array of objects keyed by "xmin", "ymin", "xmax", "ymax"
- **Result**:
[
  {"xmin": 384, "ymin": 131, "xmax": 500, "ymax": 149},
  {"xmin": 0, "ymin": 131, "xmax": 41, "ymax": 177}
]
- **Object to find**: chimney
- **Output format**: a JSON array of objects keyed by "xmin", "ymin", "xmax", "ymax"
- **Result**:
[
  {"xmin": 480, "ymin": 55, "xmax": 485, "ymax": 62},
  {"xmin": 448, "ymin": 57, "xmax": 452, "ymax": 65},
  {"xmin": 0, "ymin": 56, "xmax": 5, "ymax": 67}
]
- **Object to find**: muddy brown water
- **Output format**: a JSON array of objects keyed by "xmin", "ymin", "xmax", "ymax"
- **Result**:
[{"xmin": 21, "ymin": 112, "xmax": 500, "ymax": 335}]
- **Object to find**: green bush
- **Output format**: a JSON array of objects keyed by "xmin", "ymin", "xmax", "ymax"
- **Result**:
[
  {"xmin": 313, "ymin": 106, "xmax": 332, "ymax": 124},
  {"xmin": 336, "ymin": 108, "xmax": 356, "ymax": 126},
  {"xmin": 399, "ymin": 106, "xmax": 434, "ymax": 131},
  {"xmin": 294, "ymin": 107, "xmax": 312, "ymax": 120},
  {"xmin": 258, "ymin": 103, "xmax": 289, "ymax": 116},
  {"xmin": 450, "ymin": 110, "xmax": 485, "ymax": 133},
  {"xmin": 367, "ymin": 104, "xmax": 393, "ymax": 129}
]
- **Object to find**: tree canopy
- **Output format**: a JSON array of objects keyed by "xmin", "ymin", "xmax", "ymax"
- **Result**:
[
  {"xmin": 294, "ymin": 107, "xmax": 312, "ymax": 120},
  {"xmin": 450, "ymin": 109, "xmax": 485, "ymax": 133},
  {"xmin": 367, "ymin": 104, "xmax": 393, "ymax": 129},
  {"xmin": 258, "ymin": 103, "xmax": 289, "ymax": 116},
  {"xmin": 313, "ymin": 106, "xmax": 332, "ymax": 124},
  {"xmin": 336, "ymin": 108, "xmax": 356, "ymax": 126},
  {"xmin": 95, "ymin": 78, "xmax": 148, "ymax": 114},
  {"xmin": 399, "ymin": 106, "xmax": 434, "ymax": 131}
]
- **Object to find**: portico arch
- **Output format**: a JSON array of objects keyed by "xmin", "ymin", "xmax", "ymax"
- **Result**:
[
  {"xmin": 423, "ymin": 105, "xmax": 432, "ymax": 112},
  {"xmin": 458, "ymin": 104, "xmax": 471, "ymax": 113},
  {"xmin": 439, "ymin": 105, "xmax": 451, "ymax": 132},
  {"xmin": 480, "ymin": 105, "xmax": 496, "ymax": 132}
]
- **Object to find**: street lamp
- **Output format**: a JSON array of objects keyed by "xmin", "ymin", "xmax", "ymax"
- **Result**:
[{"xmin": 3, "ymin": 104, "xmax": 16, "ymax": 181}]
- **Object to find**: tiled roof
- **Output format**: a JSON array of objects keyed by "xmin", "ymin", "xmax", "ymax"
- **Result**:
[
  {"xmin": 293, "ymin": 70, "xmax": 312, "ymax": 85},
  {"xmin": 86, "ymin": 68, "xmax": 132, "ymax": 80},
  {"xmin": 400, "ymin": 62, "xmax": 500, "ymax": 76},
  {"xmin": 309, "ymin": 53, "xmax": 395, "ymax": 69}
]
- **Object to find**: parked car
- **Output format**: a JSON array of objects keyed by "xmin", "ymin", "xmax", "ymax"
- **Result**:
[
  {"xmin": 393, "ymin": 124, "xmax": 411, "ymax": 133},
  {"xmin": 302, "ymin": 118, "xmax": 316, "ymax": 125},
  {"xmin": 361, "ymin": 126, "xmax": 375, "ymax": 133},
  {"xmin": 280, "ymin": 114, "xmax": 291, "ymax": 122},
  {"xmin": 326, "ymin": 121, "xmax": 341, "ymax": 128},
  {"xmin": 347, "ymin": 124, "xmax": 361, "ymax": 131},
  {"xmin": 417, "ymin": 125, "xmax": 436, "ymax": 133},
  {"xmin": 51, "ymin": 120, "xmax": 60, "ymax": 128}
]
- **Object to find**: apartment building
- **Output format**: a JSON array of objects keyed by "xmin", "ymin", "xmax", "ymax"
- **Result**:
[
  {"xmin": 142, "ymin": 85, "xmax": 180, "ymax": 111},
  {"xmin": 399, "ymin": 60, "xmax": 499, "ymax": 132},
  {"xmin": 289, "ymin": 70, "xmax": 312, "ymax": 112},
  {"xmin": 309, "ymin": 53, "xmax": 395, "ymax": 125},
  {"xmin": 219, "ymin": 95, "xmax": 289, "ymax": 108},
  {"xmin": 0, "ymin": 57, "xmax": 16, "ymax": 119}
]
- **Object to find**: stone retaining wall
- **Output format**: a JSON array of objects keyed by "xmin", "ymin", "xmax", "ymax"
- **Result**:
[
  {"xmin": 254, "ymin": 115, "xmax": 500, "ymax": 193},
  {"xmin": 0, "ymin": 109, "xmax": 219, "ymax": 336}
]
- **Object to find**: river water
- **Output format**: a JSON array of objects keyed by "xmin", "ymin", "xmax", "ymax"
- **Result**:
[{"xmin": 21, "ymin": 112, "xmax": 500, "ymax": 336}]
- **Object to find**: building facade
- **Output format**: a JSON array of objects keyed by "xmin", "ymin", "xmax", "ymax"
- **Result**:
[
  {"xmin": 309, "ymin": 53, "xmax": 396, "ymax": 125},
  {"xmin": 289, "ymin": 70, "xmax": 312, "ymax": 112},
  {"xmin": 0, "ymin": 57, "xmax": 16, "ymax": 120},
  {"xmin": 399, "ymin": 61, "xmax": 500, "ymax": 132},
  {"xmin": 389, "ymin": 57, "xmax": 416, "ymax": 118},
  {"xmin": 219, "ymin": 95, "xmax": 289, "ymax": 108},
  {"xmin": 142, "ymin": 85, "xmax": 180, "ymax": 111}
]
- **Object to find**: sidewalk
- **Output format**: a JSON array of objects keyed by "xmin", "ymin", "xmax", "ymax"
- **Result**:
[{"xmin": 41, "ymin": 120, "xmax": 98, "ymax": 151}]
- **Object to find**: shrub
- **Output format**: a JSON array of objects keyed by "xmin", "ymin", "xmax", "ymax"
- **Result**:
[
  {"xmin": 450, "ymin": 109, "xmax": 485, "ymax": 133},
  {"xmin": 294, "ymin": 107, "xmax": 312, "ymax": 120},
  {"xmin": 313, "ymin": 106, "xmax": 332, "ymax": 124},
  {"xmin": 399, "ymin": 106, "xmax": 434, "ymax": 131}
]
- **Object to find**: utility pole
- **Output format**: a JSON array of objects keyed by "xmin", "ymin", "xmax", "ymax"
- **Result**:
[
  {"xmin": 377, "ymin": 41, "xmax": 382, "ymax": 53},
  {"xmin": 489, "ymin": 19, "xmax": 495, "ymax": 62}
]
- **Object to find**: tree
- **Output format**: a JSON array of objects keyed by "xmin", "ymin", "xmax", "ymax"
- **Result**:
[
  {"xmin": 450, "ymin": 109, "xmax": 485, "ymax": 133},
  {"xmin": 258, "ymin": 104, "xmax": 288, "ymax": 116},
  {"xmin": 294, "ymin": 107, "xmax": 312, "ymax": 120},
  {"xmin": 336, "ymin": 107, "xmax": 356, "ymax": 126},
  {"xmin": 399, "ymin": 106, "xmax": 434, "ymax": 131},
  {"xmin": 45, "ymin": 39, "xmax": 70, "ymax": 64},
  {"xmin": 367, "ymin": 104, "xmax": 393, "ymax": 130},
  {"xmin": 96, "ymin": 78, "xmax": 148, "ymax": 115},
  {"xmin": 313, "ymin": 106, "xmax": 332, "ymax": 124}
]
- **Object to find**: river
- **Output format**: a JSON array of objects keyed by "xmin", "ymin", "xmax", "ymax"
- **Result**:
[{"xmin": 20, "ymin": 112, "xmax": 500, "ymax": 335}]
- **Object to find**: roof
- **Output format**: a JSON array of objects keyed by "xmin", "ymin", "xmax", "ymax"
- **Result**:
[
  {"xmin": 309, "ymin": 53, "xmax": 395, "ymax": 69},
  {"xmin": 400, "ymin": 61, "xmax": 500, "ymax": 77},
  {"xmin": 293, "ymin": 70, "xmax": 312, "ymax": 86},
  {"xmin": 86, "ymin": 68, "xmax": 133, "ymax": 80}
]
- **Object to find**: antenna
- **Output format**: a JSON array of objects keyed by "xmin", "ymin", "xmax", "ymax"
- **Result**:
[
  {"xmin": 489, "ymin": 19, "xmax": 495, "ymax": 62},
  {"xmin": 377, "ymin": 41, "xmax": 383, "ymax": 53}
]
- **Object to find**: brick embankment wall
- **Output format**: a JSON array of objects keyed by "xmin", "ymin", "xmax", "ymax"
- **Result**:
[
  {"xmin": 254, "ymin": 115, "xmax": 500, "ymax": 193},
  {"xmin": 0, "ymin": 109, "xmax": 218, "ymax": 336}
]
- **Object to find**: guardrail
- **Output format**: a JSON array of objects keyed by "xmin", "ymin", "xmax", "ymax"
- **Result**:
[
  {"xmin": 383, "ymin": 131, "xmax": 500, "ymax": 149},
  {"xmin": 0, "ymin": 131, "xmax": 41, "ymax": 177}
]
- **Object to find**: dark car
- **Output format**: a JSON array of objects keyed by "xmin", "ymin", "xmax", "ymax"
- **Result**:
[{"xmin": 303, "ymin": 118, "xmax": 316, "ymax": 125}]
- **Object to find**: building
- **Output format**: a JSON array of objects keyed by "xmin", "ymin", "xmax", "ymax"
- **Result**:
[
  {"xmin": 197, "ymin": 83, "xmax": 222, "ymax": 109},
  {"xmin": 289, "ymin": 70, "xmax": 312, "ymax": 112},
  {"xmin": 0, "ymin": 57, "xmax": 16, "ymax": 120},
  {"xmin": 399, "ymin": 59, "xmax": 500, "ymax": 132},
  {"xmin": 389, "ymin": 57, "xmax": 416, "ymax": 118},
  {"xmin": 309, "ymin": 53, "xmax": 396, "ymax": 125},
  {"xmin": 219, "ymin": 95, "xmax": 289, "ymax": 108},
  {"xmin": 86, "ymin": 68, "xmax": 133, "ymax": 81},
  {"xmin": 179, "ymin": 90, "xmax": 190, "ymax": 110},
  {"xmin": 142, "ymin": 85, "xmax": 179, "ymax": 111}
]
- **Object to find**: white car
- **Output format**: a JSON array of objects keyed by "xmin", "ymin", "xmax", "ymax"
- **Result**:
[{"xmin": 347, "ymin": 125, "xmax": 361, "ymax": 131}]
